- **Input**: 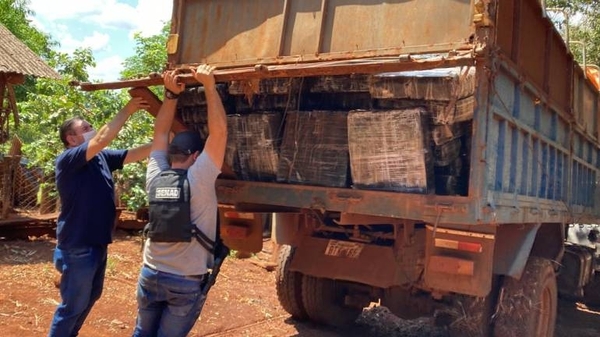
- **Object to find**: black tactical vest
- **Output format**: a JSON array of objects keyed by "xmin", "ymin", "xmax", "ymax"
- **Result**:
[{"xmin": 145, "ymin": 169, "xmax": 194, "ymax": 242}]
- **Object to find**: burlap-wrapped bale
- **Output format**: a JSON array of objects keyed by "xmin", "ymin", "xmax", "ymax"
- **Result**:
[
  {"xmin": 227, "ymin": 113, "xmax": 283, "ymax": 182},
  {"xmin": 228, "ymin": 78, "xmax": 302, "ymax": 96},
  {"xmin": 348, "ymin": 108, "xmax": 433, "ymax": 194},
  {"xmin": 234, "ymin": 94, "xmax": 298, "ymax": 113},
  {"xmin": 375, "ymin": 95, "xmax": 476, "ymax": 125},
  {"xmin": 277, "ymin": 111, "xmax": 349, "ymax": 187},
  {"xmin": 309, "ymin": 74, "xmax": 371, "ymax": 93}
]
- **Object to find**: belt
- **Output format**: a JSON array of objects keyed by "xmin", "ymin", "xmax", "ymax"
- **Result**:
[
  {"xmin": 184, "ymin": 273, "xmax": 208, "ymax": 281},
  {"xmin": 144, "ymin": 264, "xmax": 208, "ymax": 281}
]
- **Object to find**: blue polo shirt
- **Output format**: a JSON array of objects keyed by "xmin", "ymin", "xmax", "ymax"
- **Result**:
[{"xmin": 55, "ymin": 142, "xmax": 127, "ymax": 249}]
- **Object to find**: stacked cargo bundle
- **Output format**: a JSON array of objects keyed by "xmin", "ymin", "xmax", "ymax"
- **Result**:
[
  {"xmin": 304, "ymin": 74, "xmax": 373, "ymax": 111},
  {"xmin": 228, "ymin": 78, "xmax": 301, "ymax": 112},
  {"xmin": 177, "ymin": 85, "xmax": 235, "ymax": 138},
  {"xmin": 177, "ymin": 86, "xmax": 209, "ymax": 138},
  {"xmin": 226, "ymin": 113, "xmax": 283, "ymax": 182},
  {"xmin": 348, "ymin": 108, "xmax": 433, "ymax": 194},
  {"xmin": 277, "ymin": 111, "xmax": 350, "ymax": 187},
  {"xmin": 370, "ymin": 67, "xmax": 476, "ymax": 195}
]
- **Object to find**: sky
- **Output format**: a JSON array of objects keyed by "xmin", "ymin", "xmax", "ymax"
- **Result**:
[{"xmin": 27, "ymin": 0, "xmax": 172, "ymax": 82}]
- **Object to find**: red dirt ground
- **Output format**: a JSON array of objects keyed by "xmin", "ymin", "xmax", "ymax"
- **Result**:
[{"xmin": 1, "ymin": 228, "xmax": 600, "ymax": 337}]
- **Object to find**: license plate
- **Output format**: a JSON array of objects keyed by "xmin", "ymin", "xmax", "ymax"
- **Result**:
[{"xmin": 324, "ymin": 240, "xmax": 364, "ymax": 259}]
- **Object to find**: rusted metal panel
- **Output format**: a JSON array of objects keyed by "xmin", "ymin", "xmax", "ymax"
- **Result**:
[
  {"xmin": 574, "ymin": 71, "xmax": 584, "ymax": 126},
  {"xmin": 475, "ymin": 58, "xmax": 600, "ymax": 225},
  {"xmin": 496, "ymin": 0, "xmax": 516, "ymax": 57},
  {"xmin": 216, "ymin": 180, "xmax": 477, "ymax": 225},
  {"xmin": 169, "ymin": 0, "xmax": 476, "ymax": 68},
  {"xmin": 548, "ymin": 31, "xmax": 572, "ymax": 113},
  {"xmin": 516, "ymin": 0, "xmax": 547, "ymax": 92},
  {"xmin": 582, "ymin": 74, "xmax": 598, "ymax": 137},
  {"xmin": 290, "ymin": 234, "xmax": 425, "ymax": 288},
  {"xmin": 495, "ymin": 0, "xmax": 572, "ymax": 114},
  {"xmin": 79, "ymin": 55, "xmax": 475, "ymax": 91}
]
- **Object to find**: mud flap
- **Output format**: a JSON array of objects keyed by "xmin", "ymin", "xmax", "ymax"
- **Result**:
[
  {"xmin": 218, "ymin": 206, "xmax": 264, "ymax": 253},
  {"xmin": 424, "ymin": 225, "xmax": 495, "ymax": 297}
]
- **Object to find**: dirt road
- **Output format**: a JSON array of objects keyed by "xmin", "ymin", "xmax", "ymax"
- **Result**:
[{"xmin": 1, "ymin": 230, "xmax": 599, "ymax": 336}]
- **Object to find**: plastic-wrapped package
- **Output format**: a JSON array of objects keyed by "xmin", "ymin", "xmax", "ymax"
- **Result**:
[
  {"xmin": 309, "ymin": 74, "xmax": 371, "ymax": 93},
  {"xmin": 228, "ymin": 78, "xmax": 302, "ymax": 95},
  {"xmin": 348, "ymin": 108, "xmax": 433, "ymax": 194},
  {"xmin": 227, "ymin": 113, "xmax": 283, "ymax": 182},
  {"xmin": 234, "ymin": 94, "xmax": 298, "ymax": 113},
  {"xmin": 375, "ymin": 95, "xmax": 475, "ymax": 125},
  {"xmin": 277, "ymin": 111, "xmax": 350, "ymax": 187},
  {"xmin": 433, "ymin": 137, "xmax": 462, "ymax": 167},
  {"xmin": 369, "ymin": 67, "xmax": 476, "ymax": 101}
]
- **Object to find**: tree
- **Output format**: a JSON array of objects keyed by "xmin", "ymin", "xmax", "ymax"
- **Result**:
[
  {"xmin": 0, "ymin": 0, "xmax": 54, "ymax": 57},
  {"xmin": 0, "ymin": 0, "xmax": 56, "ymax": 101},
  {"xmin": 3, "ymin": 4, "xmax": 169, "ymax": 213},
  {"xmin": 17, "ymin": 47, "xmax": 154, "ymax": 212},
  {"xmin": 115, "ymin": 22, "xmax": 171, "ymax": 210},
  {"xmin": 546, "ymin": 0, "xmax": 600, "ymax": 67},
  {"xmin": 120, "ymin": 23, "xmax": 169, "ymax": 80}
]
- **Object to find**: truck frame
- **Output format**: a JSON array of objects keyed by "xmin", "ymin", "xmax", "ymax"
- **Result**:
[{"xmin": 82, "ymin": 0, "xmax": 600, "ymax": 335}]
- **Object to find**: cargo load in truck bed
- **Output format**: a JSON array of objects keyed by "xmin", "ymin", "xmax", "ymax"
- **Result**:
[{"xmin": 177, "ymin": 67, "xmax": 476, "ymax": 196}]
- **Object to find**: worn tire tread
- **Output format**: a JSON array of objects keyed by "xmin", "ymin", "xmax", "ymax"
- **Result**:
[
  {"xmin": 493, "ymin": 257, "xmax": 557, "ymax": 337},
  {"xmin": 275, "ymin": 245, "xmax": 307, "ymax": 319}
]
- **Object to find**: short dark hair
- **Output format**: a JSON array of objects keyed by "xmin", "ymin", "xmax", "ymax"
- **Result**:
[{"xmin": 59, "ymin": 116, "xmax": 83, "ymax": 147}]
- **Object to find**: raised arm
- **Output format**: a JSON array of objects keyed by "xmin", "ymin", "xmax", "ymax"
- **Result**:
[
  {"xmin": 124, "ymin": 143, "xmax": 152, "ymax": 164},
  {"xmin": 191, "ymin": 64, "xmax": 227, "ymax": 168},
  {"xmin": 152, "ymin": 70, "xmax": 186, "ymax": 152},
  {"xmin": 86, "ymin": 97, "xmax": 149, "ymax": 161}
]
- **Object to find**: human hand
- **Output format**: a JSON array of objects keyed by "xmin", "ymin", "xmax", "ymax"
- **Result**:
[
  {"xmin": 164, "ymin": 69, "xmax": 185, "ymax": 95},
  {"xmin": 123, "ymin": 96, "xmax": 150, "ymax": 115},
  {"xmin": 191, "ymin": 64, "xmax": 216, "ymax": 89}
]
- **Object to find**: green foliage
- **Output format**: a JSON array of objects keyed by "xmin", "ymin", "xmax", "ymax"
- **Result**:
[
  {"xmin": 110, "ymin": 97, "xmax": 153, "ymax": 211},
  {"xmin": 15, "ymin": 48, "xmax": 154, "ymax": 211},
  {"xmin": 546, "ymin": 0, "xmax": 600, "ymax": 66},
  {"xmin": 120, "ymin": 23, "xmax": 169, "ymax": 80},
  {"xmin": 0, "ymin": 0, "xmax": 55, "ymax": 57},
  {"xmin": 2, "ymin": 0, "xmax": 171, "ymax": 212},
  {"xmin": 18, "ymin": 49, "xmax": 124, "ymax": 175},
  {"xmin": 0, "ymin": 0, "xmax": 56, "ymax": 101}
]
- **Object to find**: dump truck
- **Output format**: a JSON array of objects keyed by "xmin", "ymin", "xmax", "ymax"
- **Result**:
[{"xmin": 81, "ymin": 0, "xmax": 600, "ymax": 335}]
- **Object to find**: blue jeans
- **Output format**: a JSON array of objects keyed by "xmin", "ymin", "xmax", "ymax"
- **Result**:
[
  {"xmin": 48, "ymin": 246, "xmax": 107, "ymax": 337},
  {"xmin": 133, "ymin": 265, "xmax": 207, "ymax": 337}
]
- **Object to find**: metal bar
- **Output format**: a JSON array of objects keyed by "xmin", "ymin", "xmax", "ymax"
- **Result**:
[
  {"xmin": 511, "ymin": 0, "xmax": 522, "ymax": 62},
  {"xmin": 277, "ymin": 0, "xmax": 290, "ymax": 57},
  {"xmin": 316, "ymin": 0, "xmax": 329, "ymax": 54},
  {"xmin": 216, "ymin": 179, "xmax": 476, "ymax": 224},
  {"xmin": 77, "ymin": 55, "xmax": 475, "ymax": 91},
  {"xmin": 167, "ymin": 0, "xmax": 185, "ymax": 67}
]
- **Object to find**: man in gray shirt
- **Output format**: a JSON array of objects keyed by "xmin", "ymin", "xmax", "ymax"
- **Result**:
[{"xmin": 133, "ymin": 64, "xmax": 227, "ymax": 337}]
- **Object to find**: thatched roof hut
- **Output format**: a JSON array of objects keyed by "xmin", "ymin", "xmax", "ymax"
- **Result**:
[{"xmin": 0, "ymin": 24, "xmax": 60, "ymax": 143}]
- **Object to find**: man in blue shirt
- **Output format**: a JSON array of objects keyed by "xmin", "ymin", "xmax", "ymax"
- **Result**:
[{"xmin": 49, "ymin": 97, "xmax": 152, "ymax": 337}]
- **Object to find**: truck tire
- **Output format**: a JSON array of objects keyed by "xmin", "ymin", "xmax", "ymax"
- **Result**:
[
  {"xmin": 275, "ymin": 245, "xmax": 307, "ymax": 319},
  {"xmin": 583, "ymin": 272, "xmax": 600, "ymax": 308},
  {"xmin": 444, "ymin": 294, "xmax": 493, "ymax": 337},
  {"xmin": 301, "ymin": 275, "xmax": 362, "ymax": 327},
  {"xmin": 493, "ymin": 257, "xmax": 557, "ymax": 337}
]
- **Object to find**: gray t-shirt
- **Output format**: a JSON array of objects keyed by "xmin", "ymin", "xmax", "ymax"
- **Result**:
[{"xmin": 143, "ymin": 150, "xmax": 221, "ymax": 275}]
